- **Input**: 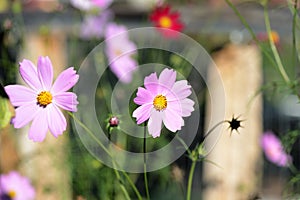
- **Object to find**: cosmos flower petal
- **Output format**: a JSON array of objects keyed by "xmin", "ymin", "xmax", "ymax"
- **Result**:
[
  {"xmin": 159, "ymin": 68, "xmax": 176, "ymax": 92},
  {"xmin": 54, "ymin": 92, "xmax": 78, "ymax": 112},
  {"xmin": 28, "ymin": 109, "xmax": 48, "ymax": 142},
  {"xmin": 150, "ymin": 4, "xmax": 184, "ymax": 38},
  {"xmin": 91, "ymin": 0, "xmax": 113, "ymax": 9},
  {"xmin": 4, "ymin": 85, "xmax": 36, "ymax": 107},
  {"xmin": 171, "ymin": 80, "xmax": 192, "ymax": 100},
  {"xmin": 51, "ymin": 67, "xmax": 79, "ymax": 94},
  {"xmin": 48, "ymin": 104, "xmax": 67, "ymax": 138},
  {"xmin": 70, "ymin": 0, "xmax": 93, "ymax": 10},
  {"xmin": 163, "ymin": 108, "xmax": 183, "ymax": 132},
  {"xmin": 105, "ymin": 23, "xmax": 137, "ymax": 83},
  {"xmin": 148, "ymin": 110, "xmax": 163, "ymax": 138},
  {"xmin": 0, "ymin": 171, "xmax": 35, "ymax": 200},
  {"xmin": 261, "ymin": 131, "xmax": 291, "ymax": 167},
  {"xmin": 132, "ymin": 68, "xmax": 194, "ymax": 138},
  {"xmin": 133, "ymin": 87, "xmax": 154, "ymax": 105},
  {"xmin": 180, "ymin": 98, "xmax": 195, "ymax": 117},
  {"xmin": 5, "ymin": 56, "xmax": 79, "ymax": 142},
  {"xmin": 19, "ymin": 59, "xmax": 42, "ymax": 91},
  {"xmin": 132, "ymin": 103, "xmax": 152, "ymax": 124},
  {"xmin": 109, "ymin": 57, "xmax": 137, "ymax": 83},
  {"xmin": 13, "ymin": 103, "xmax": 40, "ymax": 128},
  {"xmin": 144, "ymin": 72, "xmax": 159, "ymax": 92},
  {"xmin": 80, "ymin": 10, "xmax": 113, "ymax": 40},
  {"xmin": 37, "ymin": 56, "xmax": 53, "ymax": 90}
]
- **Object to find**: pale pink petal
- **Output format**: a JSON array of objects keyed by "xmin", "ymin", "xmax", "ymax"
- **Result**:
[
  {"xmin": 19, "ymin": 59, "xmax": 42, "ymax": 91},
  {"xmin": 13, "ymin": 103, "xmax": 39, "ymax": 128},
  {"xmin": 105, "ymin": 23, "xmax": 128, "ymax": 39},
  {"xmin": 91, "ymin": 0, "xmax": 113, "ymax": 9},
  {"xmin": 144, "ymin": 72, "xmax": 158, "ymax": 93},
  {"xmin": 158, "ymin": 68, "xmax": 176, "ymax": 93},
  {"xmin": 163, "ymin": 108, "xmax": 183, "ymax": 132},
  {"xmin": 148, "ymin": 109, "xmax": 163, "ymax": 138},
  {"xmin": 133, "ymin": 87, "xmax": 154, "ymax": 105},
  {"xmin": 37, "ymin": 56, "xmax": 53, "ymax": 90},
  {"xmin": 170, "ymin": 80, "xmax": 192, "ymax": 100},
  {"xmin": 132, "ymin": 103, "xmax": 152, "ymax": 124},
  {"xmin": 180, "ymin": 98, "xmax": 195, "ymax": 117},
  {"xmin": 4, "ymin": 85, "xmax": 36, "ymax": 107},
  {"xmin": 51, "ymin": 67, "xmax": 79, "ymax": 94},
  {"xmin": 53, "ymin": 92, "xmax": 78, "ymax": 112},
  {"xmin": 109, "ymin": 56, "xmax": 137, "ymax": 83},
  {"xmin": 28, "ymin": 109, "xmax": 48, "ymax": 142},
  {"xmin": 47, "ymin": 104, "xmax": 67, "ymax": 138}
]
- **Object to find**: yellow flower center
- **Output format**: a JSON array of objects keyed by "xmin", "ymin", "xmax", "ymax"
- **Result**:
[
  {"xmin": 114, "ymin": 49, "xmax": 122, "ymax": 56},
  {"xmin": 37, "ymin": 91, "xmax": 52, "ymax": 107},
  {"xmin": 153, "ymin": 94, "xmax": 167, "ymax": 111},
  {"xmin": 159, "ymin": 16, "xmax": 172, "ymax": 28},
  {"xmin": 8, "ymin": 190, "xmax": 16, "ymax": 198},
  {"xmin": 270, "ymin": 31, "xmax": 279, "ymax": 44}
]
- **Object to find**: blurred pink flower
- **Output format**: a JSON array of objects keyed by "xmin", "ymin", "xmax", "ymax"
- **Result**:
[
  {"xmin": 0, "ymin": 171, "xmax": 35, "ymax": 200},
  {"xmin": 80, "ymin": 10, "xmax": 113, "ymax": 39},
  {"xmin": 70, "ymin": 0, "xmax": 113, "ymax": 11},
  {"xmin": 149, "ymin": 4, "xmax": 184, "ymax": 38},
  {"xmin": 5, "ymin": 56, "xmax": 79, "ymax": 142},
  {"xmin": 132, "ymin": 68, "xmax": 194, "ymax": 138},
  {"xmin": 105, "ymin": 23, "xmax": 137, "ymax": 83},
  {"xmin": 261, "ymin": 131, "xmax": 292, "ymax": 167}
]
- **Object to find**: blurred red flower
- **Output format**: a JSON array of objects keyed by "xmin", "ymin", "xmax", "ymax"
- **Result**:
[{"xmin": 149, "ymin": 4, "xmax": 184, "ymax": 38}]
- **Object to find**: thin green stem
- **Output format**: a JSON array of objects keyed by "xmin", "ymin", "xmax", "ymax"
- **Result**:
[
  {"xmin": 224, "ymin": 0, "xmax": 282, "ymax": 78},
  {"xmin": 108, "ymin": 127, "xmax": 131, "ymax": 200},
  {"xmin": 292, "ymin": 0, "xmax": 299, "ymax": 67},
  {"xmin": 186, "ymin": 160, "xmax": 197, "ymax": 200},
  {"xmin": 68, "ymin": 112, "xmax": 112, "ymax": 157},
  {"xmin": 203, "ymin": 121, "xmax": 226, "ymax": 141},
  {"xmin": 69, "ymin": 112, "xmax": 143, "ymax": 200},
  {"xmin": 263, "ymin": 5, "xmax": 291, "ymax": 84},
  {"xmin": 175, "ymin": 134, "xmax": 192, "ymax": 155},
  {"xmin": 122, "ymin": 170, "xmax": 143, "ymax": 200},
  {"xmin": 143, "ymin": 125, "xmax": 150, "ymax": 200}
]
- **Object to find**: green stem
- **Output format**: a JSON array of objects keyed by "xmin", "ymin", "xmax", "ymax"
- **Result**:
[
  {"xmin": 292, "ymin": 0, "xmax": 299, "ymax": 68},
  {"xmin": 122, "ymin": 170, "xmax": 143, "ymax": 200},
  {"xmin": 175, "ymin": 134, "xmax": 192, "ymax": 155},
  {"xmin": 186, "ymin": 160, "xmax": 197, "ymax": 200},
  {"xmin": 203, "ymin": 121, "xmax": 226, "ymax": 141},
  {"xmin": 68, "ymin": 112, "xmax": 112, "ymax": 157},
  {"xmin": 68, "ymin": 112, "xmax": 143, "ymax": 200},
  {"xmin": 224, "ymin": 0, "xmax": 285, "ymax": 81},
  {"xmin": 263, "ymin": 5, "xmax": 291, "ymax": 84},
  {"xmin": 143, "ymin": 125, "xmax": 150, "ymax": 200},
  {"xmin": 108, "ymin": 127, "xmax": 131, "ymax": 200}
]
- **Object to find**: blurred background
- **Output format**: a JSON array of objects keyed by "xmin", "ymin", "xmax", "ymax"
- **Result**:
[{"xmin": 0, "ymin": 0, "xmax": 300, "ymax": 199}]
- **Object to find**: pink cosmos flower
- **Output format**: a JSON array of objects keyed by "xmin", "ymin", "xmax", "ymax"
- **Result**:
[
  {"xmin": 70, "ymin": 0, "xmax": 113, "ymax": 11},
  {"xmin": 105, "ymin": 23, "xmax": 137, "ymax": 83},
  {"xmin": 132, "ymin": 68, "xmax": 194, "ymax": 138},
  {"xmin": 261, "ymin": 131, "xmax": 292, "ymax": 167},
  {"xmin": 80, "ymin": 10, "xmax": 113, "ymax": 40},
  {"xmin": 4, "ymin": 56, "xmax": 79, "ymax": 142},
  {"xmin": 0, "ymin": 171, "xmax": 35, "ymax": 200}
]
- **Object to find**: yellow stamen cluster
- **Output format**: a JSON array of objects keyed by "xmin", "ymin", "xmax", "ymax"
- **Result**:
[
  {"xmin": 8, "ymin": 190, "xmax": 16, "ymax": 198},
  {"xmin": 159, "ymin": 16, "xmax": 172, "ymax": 28},
  {"xmin": 153, "ymin": 94, "xmax": 167, "ymax": 111},
  {"xmin": 37, "ymin": 91, "xmax": 52, "ymax": 107}
]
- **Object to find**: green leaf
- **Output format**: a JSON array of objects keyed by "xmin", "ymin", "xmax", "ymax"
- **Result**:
[{"xmin": 0, "ymin": 96, "xmax": 13, "ymax": 129}]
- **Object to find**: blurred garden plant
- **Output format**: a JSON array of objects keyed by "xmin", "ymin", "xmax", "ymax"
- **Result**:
[
  {"xmin": 225, "ymin": 0, "xmax": 300, "ymax": 196},
  {"xmin": 3, "ymin": 0, "xmax": 300, "ymax": 199}
]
